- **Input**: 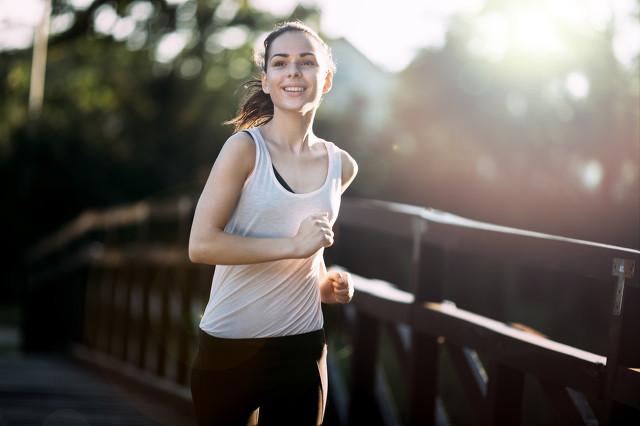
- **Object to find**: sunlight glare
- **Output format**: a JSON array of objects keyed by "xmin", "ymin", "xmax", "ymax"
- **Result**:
[
  {"xmin": 94, "ymin": 4, "xmax": 118, "ymax": 35},
  {"xmin": 50, "ymin": 12, "xmax": 75, "ymax": 35},
  {"xmin": 467, "ymin": 12, "xmax": 509, "ymax": 62},
  {"xmin": 112, "ymin": 17, "xmax": 136, "ymax": 41},
  {"xmin": 565, "ymin": 72, "xmax": 590, "ymax": 99},
  {"xmin": 0, "ymin": 0, "xmax": 44, "ymax": 49},
  {"xmin": 129, "ymin": 2, "xmax": 154, "ymax": 22},
  {"xmin": 214, "ymin": 0, "xmax": 240, "ymax": 23},
  {"xmin": 548, "ymin": 0, "xmax": 610, "ymax": 32},
  {"xmin": 68, "ymin": 0, "xmax": 93, "ymax": 10},
  {"xmin": 581, "ymin": 160, "xmax": 603, "ymax": 191},
  {"xmin": 212, "ymin": 26, "xmax": 249, "ymax": 50},
  {"xmin": 319, "ymin": 0, "xmax": 465, "ymax": 71},
  {"xmin": 249, "ymin": 0, "xmax": 301, "ymax": 16},
  {"xmin": 510, "ymin": 9, "xmax": 566, "ymax": 57},
  {"xmin": 155, "ymin": 30, "xmax": 190, "ymax": 63}
]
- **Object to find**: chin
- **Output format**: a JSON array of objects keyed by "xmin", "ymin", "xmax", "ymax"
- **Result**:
[{"xmin": 275, "ymin": 101, "xmax": 317, "ymax": 115}]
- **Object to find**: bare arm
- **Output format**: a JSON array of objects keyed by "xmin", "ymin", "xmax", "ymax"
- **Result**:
[
  {"xmin": 340, "ymin": 149, "xmax": 359, "ymax": 193},
  {"xmin": 319, "ymin": 147, "xmax": 358, "ymax": 303},
  {"xmin": 188, "ymin": 132, "xmax": 333, "ymax": 265}
]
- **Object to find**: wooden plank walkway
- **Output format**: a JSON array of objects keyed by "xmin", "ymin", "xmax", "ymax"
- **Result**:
[{"xmin": 0, "ymin": 355, "xmax": 195, "ymax": 426}]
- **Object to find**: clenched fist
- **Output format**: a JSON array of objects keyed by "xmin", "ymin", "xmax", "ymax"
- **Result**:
[
  {"xmin": 292, "ymin": 212, "xmax": 334, "ymax": 258},
  {"xmin": 321, "ymin": 270, "xmax": 353, "ymax": 304}
]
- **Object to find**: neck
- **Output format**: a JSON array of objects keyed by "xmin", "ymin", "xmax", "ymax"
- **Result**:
[{"xmin": 262, "ymin": 108, "xmax": 317, "ymax": 153}]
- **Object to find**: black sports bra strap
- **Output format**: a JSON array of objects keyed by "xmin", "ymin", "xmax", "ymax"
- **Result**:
[{"xmin": 272, "ymin": 165, "xmax": 295, "ymax": 193}]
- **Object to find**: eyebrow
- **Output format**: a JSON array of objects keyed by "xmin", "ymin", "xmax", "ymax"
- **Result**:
[{"xmin": 270, "ymin": 52, "xmax": 317, "ymax": 60}]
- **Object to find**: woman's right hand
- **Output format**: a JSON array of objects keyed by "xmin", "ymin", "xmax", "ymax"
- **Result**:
[{"xmin": 293, "ymin": 213, "xmax": 334, "ymax": 258}]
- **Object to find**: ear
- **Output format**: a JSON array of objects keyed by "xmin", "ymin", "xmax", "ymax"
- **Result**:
[
  {"xmin": 322, "ymin": 70, "xmax": 333, "ymax": 94},
  {"xmin": 261, "ymin": 72, "xmax": 270, "ymax": 94}
]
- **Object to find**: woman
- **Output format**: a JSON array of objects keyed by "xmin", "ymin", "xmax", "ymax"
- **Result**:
[{"xmin": 188, "ymin": 21, "xmax": 358, "ymax": 426}]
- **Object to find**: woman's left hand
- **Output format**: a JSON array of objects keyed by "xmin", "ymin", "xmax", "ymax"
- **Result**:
[{"xmin": 322, "ymin": 270, "xmax": 354, "ymax": 304}]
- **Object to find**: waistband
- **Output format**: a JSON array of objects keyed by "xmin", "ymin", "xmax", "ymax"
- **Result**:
[
  {"xmin": 194, "ymin": 328, "xmax": 326, "ymax": 371},
  {"xmin": 200, "ymin": 328, "xmax": 325, "ymax": 344}
]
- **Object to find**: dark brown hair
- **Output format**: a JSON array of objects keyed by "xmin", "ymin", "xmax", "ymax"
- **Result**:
[{"xmin": 224, "ymin": 21, "xmax": 336, "ymax": 131}]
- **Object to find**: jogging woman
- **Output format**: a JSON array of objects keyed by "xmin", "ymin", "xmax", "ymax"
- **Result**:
[{"xmin": 188, "ymin": 21, "xmax": 358, "ymax": 425}]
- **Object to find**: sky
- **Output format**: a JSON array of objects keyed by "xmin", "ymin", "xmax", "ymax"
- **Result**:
[{"xmin": 0, "ymin": 0, "xmax": 639, "ymax": 72}]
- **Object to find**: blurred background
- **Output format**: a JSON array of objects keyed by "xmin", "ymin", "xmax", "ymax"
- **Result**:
[{"xmin": 0, "ymin": 0, "xmax": 638, "ymax": 360}]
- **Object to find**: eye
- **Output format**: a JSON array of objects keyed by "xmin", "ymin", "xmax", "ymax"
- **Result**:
[
  {"xmin": 302, "ymin": 60, "xmax": 316, "ymax": 66},
  {"xmin": 272, "ymin": 60, "xmax": 285, "ymax": 67}
]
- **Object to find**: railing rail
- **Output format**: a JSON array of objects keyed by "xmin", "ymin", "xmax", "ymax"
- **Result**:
[{"xmin": 25, "ymin": 196, "xmax": 640, "ymax": 425}]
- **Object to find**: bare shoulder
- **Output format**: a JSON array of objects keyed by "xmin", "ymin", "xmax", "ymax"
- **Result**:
[
  {"xmin": 222, "ymin": 130, "xmax": 255, "ymax": 158},
  {"xmin": 217, "ymin": 130, "xmax": 256, "ymax": 175},
  {"xmin": 339, "ymin": 148, "xmax": 358, "ymax": 175},
  {"xmin": 320, "ymin": 138, "xmax": 358, "ymax": 193}
]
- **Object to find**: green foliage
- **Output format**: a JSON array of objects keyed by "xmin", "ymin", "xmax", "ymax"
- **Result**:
[{"xmin": 0, "ymin": 0, "xmax": 319, "ymax": 300}]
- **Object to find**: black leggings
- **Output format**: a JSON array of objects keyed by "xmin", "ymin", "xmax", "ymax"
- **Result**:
[{"xmin": 190, "ymin": 329, "xmax": 327, "ymax": 426}]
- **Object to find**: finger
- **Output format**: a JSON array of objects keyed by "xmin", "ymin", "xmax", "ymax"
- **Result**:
[
  {"xmin": 332, "ymin": 282, "xmax": 348, "ymax": 292},
  {"xmin": 319, "ymin": 230, "xmax": 334, "ymax": 239},
  {"xmin": 336, "ymin": 294, "xmax": 351, "ymax": 304},
  {"xmin": 328, "ymin": 271, "xmax": 341, "ymax": 280},
  {"xmin": 331, "ymin": 272, "xmax": 344, "ymax": 284}
]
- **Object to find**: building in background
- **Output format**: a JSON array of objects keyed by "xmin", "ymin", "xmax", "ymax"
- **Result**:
[{"xmin": 321, "ymin": 37, "xmax": 394, "ymax": 134}]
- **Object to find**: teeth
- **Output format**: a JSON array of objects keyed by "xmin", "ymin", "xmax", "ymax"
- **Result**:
[{"xmin": 284, "ymin": 87, "xmax": 305, "ymax": 92}]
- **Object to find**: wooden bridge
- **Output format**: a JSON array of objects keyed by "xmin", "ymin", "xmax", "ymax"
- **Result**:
[{"xmin": 18, "ymin": 196, "xmax": 640, "ymax": 425}]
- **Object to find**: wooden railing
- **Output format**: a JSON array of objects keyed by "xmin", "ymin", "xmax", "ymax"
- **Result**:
[{"xmin": 24, "ymin": 196, "xmax": 640, "ymax": 425}]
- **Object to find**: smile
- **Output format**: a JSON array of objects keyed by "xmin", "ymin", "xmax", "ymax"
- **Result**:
[{"xmin": 283, "ymin": 87, "xmax": 306, "ymax": 92}]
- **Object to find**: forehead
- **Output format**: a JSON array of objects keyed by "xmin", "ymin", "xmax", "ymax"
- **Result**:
[{"xmin": 268, "ymin": 31, "xmax": 321, "ymax": 59}]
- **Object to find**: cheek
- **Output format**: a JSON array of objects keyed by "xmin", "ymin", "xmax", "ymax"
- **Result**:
[{"xmin": 263, "ymin": 76, "xmax": 279, "ymax": 93}]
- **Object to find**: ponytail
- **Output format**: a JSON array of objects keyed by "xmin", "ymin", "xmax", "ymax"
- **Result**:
[{"xmin": 224, "ymin": 79, "xmax": 273, "ymax": 132}]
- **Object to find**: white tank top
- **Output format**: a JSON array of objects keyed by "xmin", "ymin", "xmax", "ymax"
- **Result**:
[{"xmin": 199, "ymin": 127, "xmax": 342, "ymax": 338}]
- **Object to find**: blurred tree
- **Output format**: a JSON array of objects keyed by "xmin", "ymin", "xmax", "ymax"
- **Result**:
[
  {"xmin": 0, "ymin": 0, "xmax": 320, "ymax": 301},
  {"xmin": 382, "ymin": 3, "xmax": 639, "ymax": 248}
]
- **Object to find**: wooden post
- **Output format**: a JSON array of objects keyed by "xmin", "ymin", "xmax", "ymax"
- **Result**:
[
  {"xmin": 347, "ymin": 310, "xmax": 383, "ymax": 426},
  {"xmin": 106, "ymin": 267, "xmax": 120, "ymax": 356},
  {"xmin": 96, "ymin": 267, "xmax": 112, "ymax": 352},
  {"xmin": 408, "ymin": 215, "xmax": 446, "ymax": 425},
  {"xmin": 605, "ymin": 258, "xmax": 640, "ymax": 425},
  {"xmin": 157, "ymin": 267, "xmax": 170, "ymax": 378},
  {"xmin": 121, "ymin": 265, "xmax": 133, "ymax": 362},
  {"xmin": 176, "ymin": 266, "xmax": 191, "ymax": 385},
  {"xmin": 138, "ymin": 265, "xmax": 151, "ymax": 370},
  {"xmin": 485, "ymin": 361, "xmax": 524, "ymax": 426},
  {"xmin": 83, "ymin": 263, "xmax": 101, "ymax": 349}
]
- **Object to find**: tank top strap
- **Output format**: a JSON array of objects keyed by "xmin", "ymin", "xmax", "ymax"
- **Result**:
[
  {"xmin": 325, "ymin": 140, "xmax": 342, "ymax": 182},
  {"xmin": 242, "ymin": 127, "xmax": 268, "ymax": 171}
]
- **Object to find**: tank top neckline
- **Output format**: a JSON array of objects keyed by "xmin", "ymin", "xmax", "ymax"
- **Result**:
[{"xmin": 254, "ymin": 126, "xmax": 333, "ymax": 198}]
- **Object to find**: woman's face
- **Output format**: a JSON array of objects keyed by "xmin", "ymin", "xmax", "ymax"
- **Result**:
[{"xmin": 261, "ymin": 31, "xmax": 333, "ymax": 115}]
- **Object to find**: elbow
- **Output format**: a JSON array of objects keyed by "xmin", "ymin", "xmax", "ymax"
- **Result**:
[
  {"xmin": 188, "ymin": 240, "xmax": 210, "ymax": 264},
  {"xmin": 188, "ymin": 243, "xmax": 202, "ymax": 264},
  {"xmin": 189, "ymin": 234, "xmax": 223, "ymax": 265},
  {"xmin": 189, "ymin": 227, "xmax": 227, "ymax": 265}
]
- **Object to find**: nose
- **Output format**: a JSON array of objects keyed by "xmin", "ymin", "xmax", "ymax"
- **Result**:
[{"xmin": 287, "ymin": 62, "xmax": 301, "ymax": 77}]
